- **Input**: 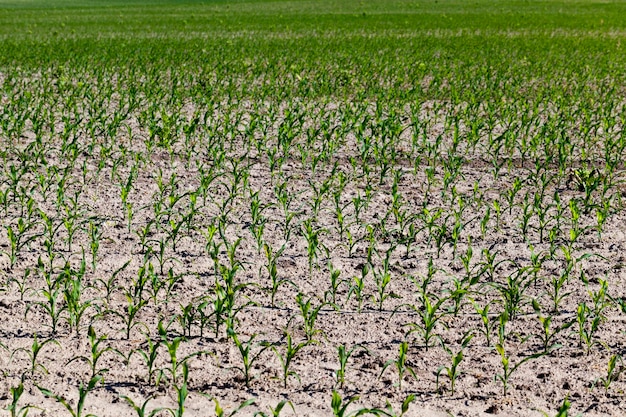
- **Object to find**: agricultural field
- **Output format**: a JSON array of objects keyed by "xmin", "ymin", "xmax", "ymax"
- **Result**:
[{"xmin": 2, "ymin": 0, "xmax": 626, "ymax": 415}]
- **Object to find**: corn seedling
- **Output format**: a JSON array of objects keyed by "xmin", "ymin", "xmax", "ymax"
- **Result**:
[
  {"xmin": 265, "ymin": 331, "xmax": 315, "ymax": 389},
  {"xmin": 335, "ymin": 343, "xmax": 369, "ymax": 389},
  {"xmin": 205, "ymin": 396, "xmax": 256, "ymax": 417},
  {"xmin": 593, "ymin": 353, "xmax": 623, "ymax": 395},
  {"xmin": 330, "ymin": 390, "xmax": 379, "ymax": 417},
  {"xmin": 6, "ymin": 382, "xmax": 41, "ymax": 417},
  {"xmin": 119, "ymin": 395, "xmax": 166, "ymax": 417},
  {"xmin": 436, "ymin": 332, "xmax": 473, "ymax": 395},
  {"xmin": 494, "ymin": 342, "xmax": 546, "ymax": 396},
  {"xmin": 532, "ymin": 299, "xmax": 574, "ymax": 354},
  {"xmin": 158, "ymin": 320, "xmax": 204, "ymax": 385},
  {"xmin": 167, "ymin": 362, "xmax": 189, "ymax": 417},
  {"xmin": 292, "ymin": 293, "xmax": 326, "ymax": 341},
  {"xmin": 253, "ymin": 400, "xmax": 295, "ymax": 417},
  {"xmin": 376, "ymin": 394, "xmax": 416, "ymax": 417},
  {"xmin": 347, "ymin": 264, "xmax": 369, "ymax": 313},
  {"xmin": 227, "ymin": 326, "xmax": 270, "ymax": 388},
  {"xmin": 67, "ymin": 326, "xmax": 123, "ymax": 379},
  {"xmin": 37, "ymin": 373, "xmax": 104, "ymax": 417},
  {"xmin": 11, "ymin": 333, "xmax": 60, "ymax": 377},
  {"xmin": 379, "ymin": 341, "xmax": 417, "ymax": 390},
  {"xmin": 262, "ymin": 243, "xmax": 294, "ymax": 308},
  {"xmin": 404, "ymin": 286, "xmax": 448, "ymax": 351}
]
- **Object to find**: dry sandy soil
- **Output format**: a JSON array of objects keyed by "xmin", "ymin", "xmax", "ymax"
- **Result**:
[{"xmin": 1, "ymin": 102, "xmax": 625, "ymax": 417}]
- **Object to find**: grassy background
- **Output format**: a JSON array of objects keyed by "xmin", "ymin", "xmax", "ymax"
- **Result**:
[
  {"xmin": 0, "ymin": 0, "xmax": 624, "ymax": 101},
  {"xmin": 1, "ymin": 0, "xmax": 626, "ymax": 34}
]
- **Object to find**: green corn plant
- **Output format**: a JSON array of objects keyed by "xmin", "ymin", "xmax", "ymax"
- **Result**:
[
  {"xmin": 11, "ymin": 333, "xmax": 60, "ymax": 376},
  {"xmin": 62, "ymin": 257, "xmax": 93, "ymax": 337},
  {"xmin": 572, "ymin": 167, "xmax": 602, "ymax": 209},
  {"xmin": 351, "ymin": 193, "xmax": 369, "ymax": 225},
  {"xmin": 577, "ymin": 277, "xmax": 612, "ymax": 354},
  {"xmin": 330, "ymin": 390, "xmax": 379, "ymax": 417},
  {"xmin": 471, "ymin": 300, "xmax": 496, "ymax": 347},
  {"xmin": 404, "ymin": 287, "xmax": 448, "ymax": 351},
  {"xmin": 593, "ymin": 353, "xmax": 623, "ymax": 395},
  {"xmin": 292, "ymin": 293, "xmax": 326, "ymax": 341},
  {"xmin": 376, "ymin": 394, "xmax": 416, "ymax": 417},
  {"xmin": 132, "ymin": 332, "xmax": 165, "ymax": 387},
  {"xmin": 335, "ymin": 343, "xmax": 368, "ymax": 389},
  {"xmin": 344, "ymin": 227, "xmax": 363, "ymax": 258},
  {"xmin": 595, "ymin": 200, "xmax": 611, "ymax": 238},
  {"xmin": 494, "ymin": 342, "xmax": 546, "ymax": 396},
  {"xmin": 176, "ymin": 301, "xmax": 199, "ymax": 338},
  {"xmin": 95, "ymin": 259, "xmax": 131, "ymax": 307},
  {"xmin": 165, "ymin": 215, "xmax": 190, "ymax": 253},
  {"xmin": 444, "ymin": 275, "xmax": 473, "ymax": 317},
  {"xmin": 379, "ymin": 341, "xmax": 417, "ymax": 390},
  {"xmin": 265, "ymin": 331, "xmax": 315, "ymax": 389},
  {"xmin": 400, "ymin": 221, "xmax": 421, "ymax": 259},
  {"xmin": 212, "ymin": 262, "xmax": 255, "ymax": 338},
  {"xmin": 250, "ymin": 218, "xmax": 267, "ymax": 255},
  {"xmin": 8, "ymin": 268, "xmax": 34, "ymax": 301},
  {"xmin": 37, "ymin": 372, "xmax": 104, "ymax": 417},
  {"xmin": 212, "ymin": 278, "xmax": 230, "ymax": 339},
  {"xmin": 262, "ymin": 243, "xmax": 295, "ymax": 308},
  {"xmin": 205, "ymin": 396, "xmax": 256, "ymax": 417},
  {"xmin": 87, "ymin": 220, "xmax": 103, "ymax": 272},
  {"xmin": 547, "ymin": 270, "xmax": 572, "ymax": 314},
  {"xmin": 227, "ymin": 326, "xmax": 270, "ymax": 388},
  {"xmin": 532, "ymin": 299, "xmax": 574, "ymax": 354},
  {"xmin": 491, "ymin": 266, "xmax": 534, "ymax": 320},
  {"xmin": 535, "ymin": 395, "xmax": 582, "ymax": 417},
  {"xmin": 371, "ymin": 264, "xmax": 399, "ymax": 312},
  {"xmin": 347, "ymin": 264, "xmax": 369, "ymax": 313},
  {"xmin": 492, "ymin": 200, "xmax": 502, "ymax": 231},
  {"xmin": 496, "ymin": 310, "xmax": 511, "ymax": 348},
  {"xmin": 478, "ymin": 247, "xmax": 506, "ymax": 282},
  {"xmin": 119, "ymin": 395, "xmax": 166, "ymax": 417},
  {"xmin": 576, "ymin": 302, "xmax": 603, "ymax": 354},
  {"xmin": 273, "ymin": 180, "xmax": 296, "ymax": 218},
  {"xmin": 332, "ymin": 190, "xmax": 350, "ymax": 240},
  {"xmin": 253, "ymin": 400, "xmax": 295, "ymax": 417},
  {"xmin": 143, "ymin": 262, "xmax": 165, "ymax": 304},
  {"xmin": 4, "ymin": 218, "xmax": 41, "ymax": 269},
  {"xmin": 120, "ymin": 168, "xmax": 138, "ymax": 233},
  {"xmin": 479, "ymin": 206, "xmax": 491, "ymax": 239},
  {"xmin": 504, "ymin": 177, "xmax": 523, "ymax": 214},
  {"xmin": 249, "ymin": 190, "xmax": 270, "ymax": 253},
  {"xmin": 192, "ymin": 297, "xmax": 218, "ymax": 339},
  {"xmin": 325, "ymin": 263, "xmax": 348, "ymax": 306},
  {"xmin": 567, "ymin": 199, "xmax": 588, "ymax": 243},
  {"xmin": 167, "ymin": 362, "xmax": 189, "ymax": 417},
  {"xmin": 146, "ymin": 237, "xmax": 177, "ymax": 276},
  {"xmin": 158, "ymin": 320, "xmax": 204, "ymax": 385},
  {"xmin": 589, "ymin": 278, "xmax": 612, "ymax": 317},
  {"xmin": 26, "ymin": 264, "xmax": 66, "ymax": 335},
  {"xmin": 6, "ymin": 382, "xmax": 41, "ymax": 417},
  {"xmin": 61, "ymin": 205, "xmax": 83, "ymax": 253},
  {"xmin": 420, "ymin": 207, "xmax": 442, "ymax": 244},
  {"xmin": 164, "ymin": 268, "xmax": 185, "ymax": 300},
  {"xmin": 135, "ymin": 220, "xmax": 155, "ymax": 254},
  {"xmin": 436, "ymin": 332, "xmax": 473, "ymax": 395},
  {"xmin": 301, "ymin": 218, "xmax": 327, "ymax": 272},
  {"xmin": 518, "ymin": 193, "xmax": 533, "ymax": 241},
  {"xmin": 39, "ymin": 210, "xmax": 63, "ymax": 270},
  {"xmin": 106, "ymin": 288, "xmax": 149, "ymax": 341},
  {"xmin": 67, "ymin": 325, "xmax": 123, "ymax": 379},
  {"xmin": 307, "ymin": 177, "xmax": 333, "ymax": 219}
]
